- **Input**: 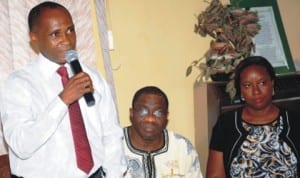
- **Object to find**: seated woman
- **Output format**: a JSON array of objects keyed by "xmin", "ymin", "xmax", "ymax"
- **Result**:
[{"xmin": 206, "ymin": 56, "xmax": 300, "ymax": 177}]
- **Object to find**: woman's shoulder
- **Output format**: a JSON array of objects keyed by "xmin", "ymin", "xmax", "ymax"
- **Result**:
[
  {"xmin": 218, "ymin": 107, "xmax": 243, "ymax": 122},
  {"xmin": 275, "ymin": 107, "xmax": 300, "ymax": 133},
  {"xmin": 280, "ymin": 107, "xmax": 300, "ymax": 124}
]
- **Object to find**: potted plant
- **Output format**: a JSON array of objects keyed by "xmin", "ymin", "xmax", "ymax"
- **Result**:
[{"xmin": 186, "ymin": 0, "xmax": 261, "ymax": 85}]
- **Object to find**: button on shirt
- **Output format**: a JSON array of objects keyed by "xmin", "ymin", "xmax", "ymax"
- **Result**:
[{"xmin": 0, "ymin": 54, "xmax": 127, "ymax": 178}]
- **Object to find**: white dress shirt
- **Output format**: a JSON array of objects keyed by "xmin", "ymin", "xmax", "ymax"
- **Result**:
[{"xmin": 0, "ymin": 54, "xmax": 127, "ymax": 178}]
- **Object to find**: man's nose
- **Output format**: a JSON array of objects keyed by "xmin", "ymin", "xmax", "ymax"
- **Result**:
[{"xmin": 143, "ymin": 114, "xmax": 156, "ymax": 122}]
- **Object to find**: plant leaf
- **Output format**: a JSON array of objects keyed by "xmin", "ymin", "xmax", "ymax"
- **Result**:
[{"xmin": 186, "ymin": 66, "xmax": 193, "ymax": 77}]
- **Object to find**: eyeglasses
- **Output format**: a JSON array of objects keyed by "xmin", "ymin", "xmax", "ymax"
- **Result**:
[{"xmin": 133, "ymin": 107, "xmax": 167, "ymax": 120}]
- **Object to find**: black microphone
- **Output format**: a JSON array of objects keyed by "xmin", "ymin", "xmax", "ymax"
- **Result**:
[{"xmin": 65, "ymin": 50, "xmax": 95, "ymax": 106}]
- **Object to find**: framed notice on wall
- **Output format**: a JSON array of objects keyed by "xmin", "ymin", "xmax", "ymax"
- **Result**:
[{"xmin": 230, "ymin": 0, "xmax": 296, "ymax": 75}]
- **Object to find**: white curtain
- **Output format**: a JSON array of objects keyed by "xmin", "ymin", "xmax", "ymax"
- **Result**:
[{"xmin": 0, "ymin": 0, "xmax": 115, "ymax": 154}]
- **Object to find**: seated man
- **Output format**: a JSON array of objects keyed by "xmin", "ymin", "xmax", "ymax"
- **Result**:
[{"xmin": 123, "ymin": 86, "xmax": 203, "ymax": 178}]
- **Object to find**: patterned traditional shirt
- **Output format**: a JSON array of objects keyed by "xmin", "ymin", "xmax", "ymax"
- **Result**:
[{"xmin": 123, "ymin": 128, "xmax": 203, "ymax": 178}]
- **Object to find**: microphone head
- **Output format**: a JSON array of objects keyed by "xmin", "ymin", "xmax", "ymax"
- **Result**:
[{"xmin": 65, "ymin": 50, "xmax": 78, "ymax": 63}]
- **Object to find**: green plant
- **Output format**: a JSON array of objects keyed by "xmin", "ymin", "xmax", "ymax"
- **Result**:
[{"xmin": 186, "ymin": 0, "xmax": 260, "ymax": 86}]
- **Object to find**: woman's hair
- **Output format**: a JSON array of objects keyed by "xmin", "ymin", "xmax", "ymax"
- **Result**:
[{"xmin": 234, "ymin": 56, "xmax": 276, "ymax": 96}]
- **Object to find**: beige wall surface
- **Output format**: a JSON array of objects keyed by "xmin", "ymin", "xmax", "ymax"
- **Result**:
[
  {"xmin": 107, "ymin": 0, "xmax": 208, "ymax": 139},
  {"xmin": 277, "ymin": 0, "xmax": 300, "ymax": 62},
  {"xmin": 105, "ymin": 0, "xmax": 300, "ymax": 174}
]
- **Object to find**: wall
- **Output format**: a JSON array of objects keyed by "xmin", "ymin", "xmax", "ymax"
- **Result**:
[
  {"xmin": 107, "ymin": 0, "xmax": 209, "ymax": 141},
  {"xmin": 277, "ymin": 0, "xmax": 300, "ymax": 63},
  {"xmin": 106, "ymin": 0, "xmax": 300, "ymax": 139}
]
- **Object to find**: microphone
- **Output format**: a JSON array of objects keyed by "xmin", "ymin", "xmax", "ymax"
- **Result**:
[{"xmin": 65, "ymin": 50, "xmax": 95, "ymax": 106}]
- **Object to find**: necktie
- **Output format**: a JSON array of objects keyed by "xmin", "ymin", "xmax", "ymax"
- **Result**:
[{"xmin": 57, "ymin": 66, "xmax": 94, "ymax": 174}]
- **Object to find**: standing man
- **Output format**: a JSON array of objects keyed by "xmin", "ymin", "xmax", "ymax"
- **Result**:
[
  {"xmin": 123, "ymin": 86, "xmax": 203, "ymax": 178},
  {"xmin": 0, "ymin": 1, "xmax": 126, "ymax": 178}
]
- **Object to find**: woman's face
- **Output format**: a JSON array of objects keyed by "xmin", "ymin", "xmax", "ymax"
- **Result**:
[{"xmin": 240, "ymin": 65, "xmax": 274, "ymax": 111}]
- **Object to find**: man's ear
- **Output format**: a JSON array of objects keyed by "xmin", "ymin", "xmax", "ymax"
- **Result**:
[
  {"xmin": 165, "ymin": 112, "xmax": 169, "ymax": 127},
  {"xmin": 129, "ymin": 108, "xmax": 134, "ymax": 123},
  {"xmin": 29, "ymin": 32, "xmax": 39, "ymax": 54},
  {"xmin": 29, "ymin": 31, "xmax": 37, "ymax": 41}
]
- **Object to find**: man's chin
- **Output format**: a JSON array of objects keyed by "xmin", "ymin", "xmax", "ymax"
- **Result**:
[{"xmin": 142, "ymin": 132, "xmax": 160, "ymax": 141}]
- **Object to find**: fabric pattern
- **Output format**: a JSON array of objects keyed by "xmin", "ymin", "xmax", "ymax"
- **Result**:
[{"xmin": 230, "ymin": 117, "xmax": 297, "ymax": 177}]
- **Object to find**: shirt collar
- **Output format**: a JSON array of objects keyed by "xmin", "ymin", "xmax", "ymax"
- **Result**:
[{"xmin": 37, "ymin": 53, "xmax": 72, "ymax": 79}]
